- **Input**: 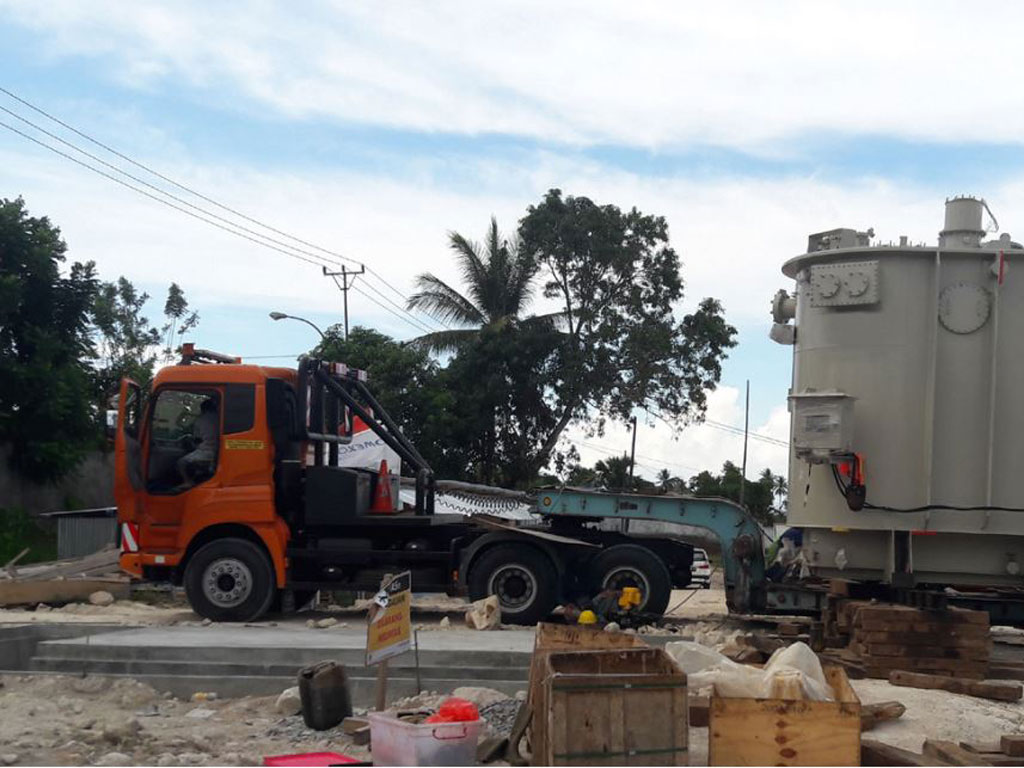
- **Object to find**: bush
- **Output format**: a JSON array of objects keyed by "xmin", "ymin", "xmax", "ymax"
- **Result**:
[{"xmin": 0, "ymin": 507, "xmax": 57, "ymax": 564}]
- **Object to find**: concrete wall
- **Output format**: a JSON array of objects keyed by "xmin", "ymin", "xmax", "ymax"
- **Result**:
[{"xmin": 0, "ymin": 445, "xmax": 115, "ymax": 514}]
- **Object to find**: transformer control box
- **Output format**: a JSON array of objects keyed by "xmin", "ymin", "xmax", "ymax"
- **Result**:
[{"xmin": 789, "ymin": 392, "xmax": 855, "ymax": 463}]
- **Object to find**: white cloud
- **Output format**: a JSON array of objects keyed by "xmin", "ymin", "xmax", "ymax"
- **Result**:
[
  {"xmin": 5, "ymin": 136, "xmax": 1016, "ymax": 336},
  {"xmin": 6, "ymin": 1, "xmax": 1024, "ymax": 149}
]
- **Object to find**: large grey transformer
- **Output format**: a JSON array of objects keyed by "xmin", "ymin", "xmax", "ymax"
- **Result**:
[{"xmin": 772, "ymin": 196, "xmax": 1024, "ymax": 588}]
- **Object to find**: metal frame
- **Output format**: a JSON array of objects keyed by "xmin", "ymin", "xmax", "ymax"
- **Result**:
[
  {"xmin": 295, "ymin": 357, "xmax": 435, "ymax": 514},
  {"xmin": 535, "ymin": 488, "xmax": 768, "ymax": 612}
]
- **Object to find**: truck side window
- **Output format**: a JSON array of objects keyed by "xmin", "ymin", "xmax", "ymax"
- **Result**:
[{"xmin": 146, "ymin": 389, "xmax": 220, "ymax": 493}]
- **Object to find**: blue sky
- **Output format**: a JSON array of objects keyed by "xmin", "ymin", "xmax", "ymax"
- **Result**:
[{"xmin": 4, "ymin": 1, "xmax": 1024, "ymax": 479}]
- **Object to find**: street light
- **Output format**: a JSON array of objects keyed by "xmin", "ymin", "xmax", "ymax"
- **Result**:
[{"xmin": 269, "ymin": 311, "xmax": 326, "ymax": 340}]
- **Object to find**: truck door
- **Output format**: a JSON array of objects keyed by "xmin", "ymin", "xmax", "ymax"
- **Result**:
[
  {"xmin": 141, "ymin": 387, "xmax": 222, "ymax": 549},
  {"xmin": 114, "ymin": 378, "xmax": 144, "ymax": 518}
]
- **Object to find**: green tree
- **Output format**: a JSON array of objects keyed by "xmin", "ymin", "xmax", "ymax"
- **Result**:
[
  {"xmin": 407, "ymin": 217, "xmax": 549, "ymax": 353},
  {"xmin": 687, "ymin": 461, "xmax": 779, "ymax": 525},
  {"xmin": 161, "ymin": 282, "xmax": 199, "ymax": 360},
  {"xmin": 314, "ymin": 325, "xmax": 468, "ymax": 478},
  {"xmin": 92, "ymin": 277, "xmax": 161, "ymax": 405},
  {"xmin": 406, "ymin": 216, "xmax": 563, "ymax": 484},
  {"xmin": 518, "ymin": 189, "xmax": 737, "ymax": 474},
  {"xmin": 0, "ymin": 197, "xmax": 98, "ymax": 482},
  {"xmin": 92, "ymin": 280, "xmax": 201, "ymax": 412},
  {"xmin": 594, "ymin": 455, "xmax": 632, "ymax": 489}
]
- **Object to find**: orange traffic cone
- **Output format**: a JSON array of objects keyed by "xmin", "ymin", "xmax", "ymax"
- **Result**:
[{"xmin": 371, "ymin": 459, "xmax": 394, "ymax": 514}]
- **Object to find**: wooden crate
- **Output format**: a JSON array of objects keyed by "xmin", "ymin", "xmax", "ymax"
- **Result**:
[
  {"xmin": 709, "ymin": 665, "xmax": 861, "ymax": 766},
  {"xmin": 527, "ymin": 623, "xmax": 646, "ymax": 764},
  {"xmin": 542, "ymin": 648, "xmax": 688, "ymax": 766}
]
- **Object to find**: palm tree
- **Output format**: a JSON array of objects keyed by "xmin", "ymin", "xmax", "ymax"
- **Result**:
[{"xmin": 407, "ymin": 217, "xmax": 543, "ymax": 353}]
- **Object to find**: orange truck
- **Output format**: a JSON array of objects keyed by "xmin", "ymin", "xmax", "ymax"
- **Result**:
[{"xmin": 114, "ymin": 346, "xmax": 698, "ymax": 623}]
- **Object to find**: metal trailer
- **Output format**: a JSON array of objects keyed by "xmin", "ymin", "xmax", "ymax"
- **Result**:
[{"xmin": 769, "ymin": 195, "xmax": 1024, "ymax": 604}]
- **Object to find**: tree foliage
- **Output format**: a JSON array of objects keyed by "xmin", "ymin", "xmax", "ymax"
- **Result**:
[
  {"xmin": 0, "ymin": 197, "xmax": 98, "ymax": 482},
  {"xmin": 407, "ymin": 217, "xmax": 548, "ymax": 354},
  {"xmin": 687, "ymin": 461, "xmax": 786, "ymax": 526},
  {"xmin": 0, "ymin": 197, "xmax": 202, "ymax": 483},
  {"xmin": 402, "ymin": 191, "xmax": 738, "ymax": 486},
  {"xmin": 517, "ymin": 189, "xmax": 737, "ymax": 472}
]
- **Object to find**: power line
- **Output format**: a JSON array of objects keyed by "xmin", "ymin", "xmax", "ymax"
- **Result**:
[
  {"xmin": 704, "ymin": 419, "xmax": 789, "ymax": 447},
  {"xmin": 0, "ymin": 86, "xmax": 448, "ymax": 334},
  {"xmin": 0, "ymin": 116, "xmax": 438, "ymax": 337}
]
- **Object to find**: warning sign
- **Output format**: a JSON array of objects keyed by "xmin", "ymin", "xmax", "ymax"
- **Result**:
[{"xmin": 365, "ymin": 571, "xmax": 412, "ymax": 666}]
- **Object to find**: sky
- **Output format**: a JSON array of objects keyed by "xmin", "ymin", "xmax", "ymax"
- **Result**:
[{"xmin": 4, "ymin": 1, "xmax": 1024, "ymax": 482}]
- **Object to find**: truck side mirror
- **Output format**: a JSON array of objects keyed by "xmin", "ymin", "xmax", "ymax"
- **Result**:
[{"xmin": 105, "ymin": 409, "xmax": 118, "ymax": 443}]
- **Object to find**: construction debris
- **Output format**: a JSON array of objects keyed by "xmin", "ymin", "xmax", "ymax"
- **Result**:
[
  {"xmin": 859, "ymin": 700, "xmax": 906, "ymax": 731},
  {"xmin": 464, "ymin": 595, "xmax": 501, "ymax": 630},
  {"xmin": 0, "ymin": 547, "xmax": 128, "ymax": 608},
  {"xmin": 888, "ymin": 670, "xmax": 1023, "ymax": 702}
]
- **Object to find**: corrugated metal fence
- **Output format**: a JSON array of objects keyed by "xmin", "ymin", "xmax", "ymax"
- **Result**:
[{"xmin": 44, "ymin": 508, "xmax": 119, "ymax": 560}]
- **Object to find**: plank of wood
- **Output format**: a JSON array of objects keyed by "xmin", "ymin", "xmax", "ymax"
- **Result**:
[
  {"xmin": 13, "ymin": 547, "xmax": 120, "ymax": 582},
  {"xmin": 923, "ymin": 739, "xmax": 993, "ymax": 766},
  {"xmin": 989, "ymin": 664, "xmax": 1024, "ymax": 681},
  {"xmin": 961, "ymin": 742, "xmax": 1004, "ymax": 754},
  {"xmin": 1002, "ymin": 736, "xmax": 1024, "ymax": 758},
  {"xmin": 861, "ymin": 739, "xmax": 932, "ymax": 767},
  {"xmin": 3, "ymin": 547, "xmax": 30, "ymax": 580},
  {"xmin": 0, "ymin": 578, "xmax": 129, "ymax": 607},
  {"xmin": 860, "ymin": 701, "xmax": 905, "ymax": 731},
  {"xmin": 854, "ymin": 629, "xmax": 991, "ymax": 645},
  {"xmin": 888, "ymin": 671, "xmax": 1022, "ymax": 702},
  {"xmin": 863, "ymin": 643, "xmax": 989, "ymax": 660}
]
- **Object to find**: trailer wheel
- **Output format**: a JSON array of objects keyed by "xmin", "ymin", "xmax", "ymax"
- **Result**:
[
  {"xmin": 468, "ymin": 545, "xmax": 558, "ymax": 625},
  {"xmin": 592, "ymin": 544, "xmax": 672, "ymax": 616},
  {"xmin": 184, "ymin": 538, "xmax": 276, "ymax": 622}
]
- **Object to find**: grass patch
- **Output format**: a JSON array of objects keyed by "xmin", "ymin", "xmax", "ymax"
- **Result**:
[{"xmin": 0, "ymin": 507, "xmax": 58, "ymax": 564}]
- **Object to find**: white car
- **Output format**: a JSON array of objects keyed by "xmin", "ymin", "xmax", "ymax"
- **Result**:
[{"xmin": 690, "ymin": 547, "xmax": 711, "ymax": 589}]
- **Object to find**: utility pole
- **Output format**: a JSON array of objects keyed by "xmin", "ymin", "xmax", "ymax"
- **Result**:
[
  {"xmin": 322, "ymin": 264, "xmax": 366, "ymax": 341},
  {"xmin": 628, "ymin": 415, "xmax": 638, "ymax": 488},
  {"xmin": 739, "ymin": 379, "xmax": 750, "ymax": 508}
]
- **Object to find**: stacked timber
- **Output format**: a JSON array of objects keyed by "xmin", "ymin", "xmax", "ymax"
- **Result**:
[
  {"xmin": 848, "ymin": 604, "xmax": 990, "ymax": 680},
  {"xmin": 0, "ymin": 546, "xmax": 128, "ymax": 606}
]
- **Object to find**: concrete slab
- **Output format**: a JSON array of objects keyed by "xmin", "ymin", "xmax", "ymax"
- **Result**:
[{"xmin": 45, "ymin": 624, "xmax": 537, "ymax": 653}]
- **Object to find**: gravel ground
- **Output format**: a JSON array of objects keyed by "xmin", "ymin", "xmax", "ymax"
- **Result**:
[{"xmin": 0, "ymin": 675, "xmax": 372, "ymax": 766}]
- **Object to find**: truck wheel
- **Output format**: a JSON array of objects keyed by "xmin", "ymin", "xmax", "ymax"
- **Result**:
[
  {"xmin": 184, "ymin": 538, "xmax": 276, "ymax": 622},
  {"xmin": 591, "ymin": 544, "xmax": 672, "ymax": 616},
  {"xmin": 468, "ymin": 545, "xmax": 558, "ymax": 625}
]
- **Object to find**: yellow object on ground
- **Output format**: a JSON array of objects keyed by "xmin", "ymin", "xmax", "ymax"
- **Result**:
[
  {"xmin": 619, "ymin": 587, "xmax": 642, "ymax": 608},
  {"xmin": 577, "ymin": 609, "xmax": 598, "ymax": 625}
]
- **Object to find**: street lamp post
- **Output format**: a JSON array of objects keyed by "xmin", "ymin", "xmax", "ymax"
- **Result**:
[{"xmin": 269, "ymin": 311, "xmax": 326, "ymax": 341}]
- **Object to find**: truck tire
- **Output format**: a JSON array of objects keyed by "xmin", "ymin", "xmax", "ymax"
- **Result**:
[
  {"xmin": 468, "ymin": 544, "xmax": 558, "ymax": 625},
  {"xmin": 184, "ymin": 538, "xmax": 276, "ymax": 622},
  {"xmin": 591, "ymin": 544, "xmax": 672, "ymax": 617}
]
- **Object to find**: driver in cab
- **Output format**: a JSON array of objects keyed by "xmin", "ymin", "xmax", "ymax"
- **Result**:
[{"xmin": 176, "ymin": 398, "xmax": 219, "ymax": 482}]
